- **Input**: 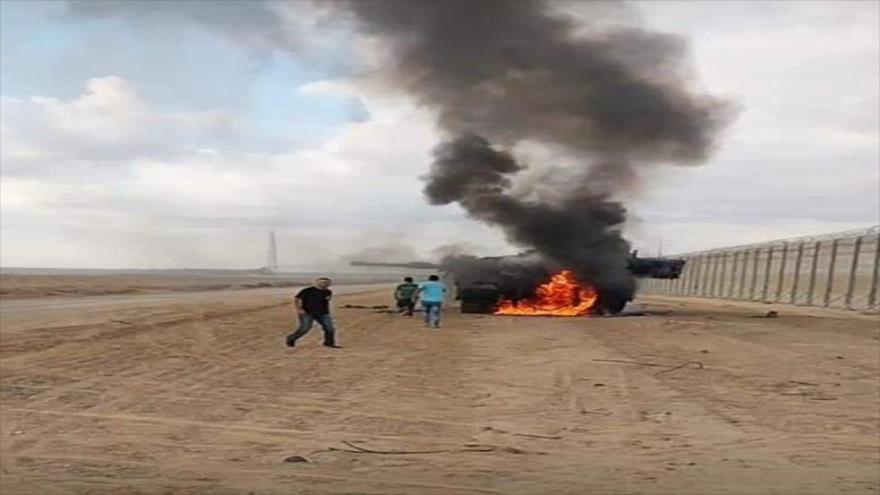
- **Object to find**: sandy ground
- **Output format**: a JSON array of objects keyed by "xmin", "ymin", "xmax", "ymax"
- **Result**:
[
  {"xmin": 1, "ymin": 284, "xmax": 878, "ymax": 494},
  {"xmin": 0, "ymin": 274, "xmax": 308, "ymax": 299}
]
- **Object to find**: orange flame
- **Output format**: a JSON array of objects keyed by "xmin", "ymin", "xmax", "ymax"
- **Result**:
[{"xmin": 494, "ymin": 270, "xmax": 598, "ymax": 316}]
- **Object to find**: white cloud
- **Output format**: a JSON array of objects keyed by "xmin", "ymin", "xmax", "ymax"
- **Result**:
[
  {"xmin": 0, "ymin": 75, "xmax": 511, "ymax": 268},
  {"xmin": 621, "ymin": 0, "xmax": 879, "ymax": 253},
  {"xmin": 0, "ymin": 76, "xmax": 237, "ymax": 171},
  {"xmin": 2, "ymin": 2, "xmax": 878, "ymax": 268},
  {"xmin": 33, "ymin": 77, "xmax": 145, "ymax": 145}
]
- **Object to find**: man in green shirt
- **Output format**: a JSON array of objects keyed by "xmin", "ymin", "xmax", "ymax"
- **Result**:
[{"xmin": 394, "ymin": 277, "xmax": 419, "ymax": 316}]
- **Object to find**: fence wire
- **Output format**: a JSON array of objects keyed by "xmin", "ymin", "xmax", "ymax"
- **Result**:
[{"xmin": 640, "ymin": 225, "xmax": 880, "ymax": 311}]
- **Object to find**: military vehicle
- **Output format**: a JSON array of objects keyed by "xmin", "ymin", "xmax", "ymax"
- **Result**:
[{"xmin": 351, "ymin": 251, "xmax": 685, "ymax": 315}]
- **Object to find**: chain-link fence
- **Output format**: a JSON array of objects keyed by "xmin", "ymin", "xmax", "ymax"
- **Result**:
[{"xmin": 640, "ymin": 225, "xmax": 880, "ymax": 311}]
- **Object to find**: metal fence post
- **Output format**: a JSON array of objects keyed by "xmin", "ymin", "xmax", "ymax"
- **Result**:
[
  {"xmin": 750, "ymin": 247, "xmax": 761, "ymax": 300},
  {"xmin": 762, "ymin": 245, "xmax": 775, "ymax": 301},
  {"xmin": 728, "ymin": 251, "xmax": 739, "ymax": 298},
  {"xmin": 789, "ymin": 242, "xmax": 805, "ymax": 305},
  {"xmin": 709, "ymin": 253, "xmax": 721, "ymax": 298},
  {"xmin": 699, "ymin": 254, "xmax": 708, "ymax": 295},
  {"xmin": 717, "ymin": 252, "xmax": 728, "ymax": 299},
  {"xmin": 690, "ymin": 255, "xmax": 702, "ymax": 295},
  {"xmin": 869, "ymin": 234, "xmax": 880, "ymax": 309},
  {"xmin": 704, "ymin": 253, "xmax": 716, "ymax": 297},
  {"xmin": 806, "ymin": 241, "xmax": 821, "ymax": 306},
  {"xmin": 677, "ymin": 257, "xmax": 687, "ymax": 295},
  {"xmin": 738, "ymin": 250, "xmax": 749, "ymax": 299},
  {"xmin": 720, "ymin": 252, "xmax": 730, "ymax": 298},
  {"xmin": 775, "ymin": 242, "xmax": 789, "ymax": 302},
  {"xmin": 684, "ymin": 256, "xmax": 694, "ymax": 295},
  {"xmin": 823, "ymin": 238, "xmax": 840, "ymax": 307},
  {"xmin": 704, "ymin": 254, "xmax": 713, "ymax": 297},
  {"xmin": 845, "ymin": 236, "xmax": 863, "ymax": 309}
]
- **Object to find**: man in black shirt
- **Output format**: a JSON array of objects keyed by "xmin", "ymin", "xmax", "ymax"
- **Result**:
[{"xmin": 286, "ymin": 277, "xmax": 340, "ymax": 349}]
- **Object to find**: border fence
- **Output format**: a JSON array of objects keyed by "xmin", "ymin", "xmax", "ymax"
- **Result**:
[{"xmin": 640, "ymin": 225, "xmax": 880, "ymax": 312}]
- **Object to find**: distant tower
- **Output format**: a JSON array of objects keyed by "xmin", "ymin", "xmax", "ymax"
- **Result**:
[{"xmin": 267, "ymin": 230, "xmax": 279, "ymax": 271}]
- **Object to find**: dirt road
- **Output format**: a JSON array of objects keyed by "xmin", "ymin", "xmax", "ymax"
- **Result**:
[
  {"xmin": 1, "ymin": 286, "xmax": 878, "ymax": 494},
  {"xmin": 0, "ymin": 285, "xmax": 386, "ymax": 327}
]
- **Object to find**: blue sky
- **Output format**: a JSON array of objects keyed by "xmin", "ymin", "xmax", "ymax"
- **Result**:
[{"xmin": 1, "ymin": 0, "xmax": 361, "ymax": 148}]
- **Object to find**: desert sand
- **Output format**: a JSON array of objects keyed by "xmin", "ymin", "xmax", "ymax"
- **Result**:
[
  {"xmin": 1, "ymin": 279, "xmax": 878, "ymax": 494},
  {"xmin": 0, "ymin": 273, "xmax": 304, "ymax": 299}
]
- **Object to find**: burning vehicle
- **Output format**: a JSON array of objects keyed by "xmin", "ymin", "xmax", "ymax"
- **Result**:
[
  {"xmin": 346, "ymin": 1, "xmax": 727, "ymax": 317},
  {"xmin": 351, "ymin": 251, "xmax": 684, "ymax": 316}
]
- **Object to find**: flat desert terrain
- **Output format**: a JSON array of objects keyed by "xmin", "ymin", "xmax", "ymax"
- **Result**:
[
  {"xmin": 0, "ymin": 273, "xmax": 305, "ymax": 299},
  {"xmin": 1, "ymin": 277, "xmax": 878, "ymax": 494}
]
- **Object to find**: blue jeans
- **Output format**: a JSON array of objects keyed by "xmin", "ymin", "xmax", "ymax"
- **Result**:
[
  {"xmin": 422, "ymin": 301, "xmax": 442, "ymax": 327},
  {"xmin": 288, "ymin": 313, "xmax": 336, "ymax": 345}
]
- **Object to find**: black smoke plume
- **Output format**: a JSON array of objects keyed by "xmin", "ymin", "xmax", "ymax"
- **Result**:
[
  {"xmin": 68, "ymin": 0, "xmax": 733, "ymax": 304},
  {"xmin": 345, "ymin": 0, "xmax": 734, "ymax": 305}
]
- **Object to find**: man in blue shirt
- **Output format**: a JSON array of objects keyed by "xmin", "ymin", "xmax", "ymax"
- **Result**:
[{"xmin": 416, "ymin": 274, "xmax": 447, "ymax": 328}]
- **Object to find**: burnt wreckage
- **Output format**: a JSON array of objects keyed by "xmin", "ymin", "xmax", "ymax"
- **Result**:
[{"xmin": 351, "ymin": 252, "xmax": 684, "ymax": 315}]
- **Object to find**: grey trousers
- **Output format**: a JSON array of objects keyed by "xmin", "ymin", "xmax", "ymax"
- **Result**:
[{"xmin": 288, "ymin": 313, "xmax": 336, "ymax": 345}]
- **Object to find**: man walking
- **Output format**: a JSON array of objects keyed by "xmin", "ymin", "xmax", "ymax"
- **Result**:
[
  {"xmin": 393, "ymin": 276, "xmax": 419, "ymax": 316},
  {"xmin": 286, "ymin": 277, "xmax": 341, "ymax": 349},
  {"xmin": 415, "ymin": 274, "xmax": 447, "ymax": 328}
]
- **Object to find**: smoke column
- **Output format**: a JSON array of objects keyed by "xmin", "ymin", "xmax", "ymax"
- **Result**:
[
  {"xmin": 344, "ymin": 0, "xmax": 733, "ymax": 302},
  {"xmin": 64, "ymin": 0, "xmax": 734, "ymax": 302}
]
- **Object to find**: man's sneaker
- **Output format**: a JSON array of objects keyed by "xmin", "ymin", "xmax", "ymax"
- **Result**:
[{"xmin": 323, "ymin": 343, "xmax": 342, "ymax": 349}]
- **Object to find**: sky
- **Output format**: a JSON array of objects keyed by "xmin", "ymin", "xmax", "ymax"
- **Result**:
[{"xmin": 1, "ymin": 0, "xmax": 878, "ymax": 269}]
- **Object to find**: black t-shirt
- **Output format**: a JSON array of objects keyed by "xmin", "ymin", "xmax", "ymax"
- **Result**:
[{"xmin": 296, "ymin": 286, "xmax": 332, "ymax": 315}]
